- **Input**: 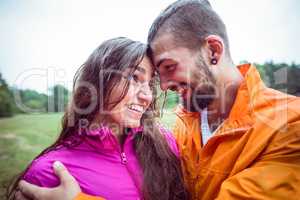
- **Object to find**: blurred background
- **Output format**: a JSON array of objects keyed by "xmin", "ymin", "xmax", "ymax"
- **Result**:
[{"xmin": 0, "ymin": 0, "xmax": 300, "ymax": 198}]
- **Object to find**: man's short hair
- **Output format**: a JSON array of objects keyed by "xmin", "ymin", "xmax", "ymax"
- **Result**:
[{"xmin": 148, "ymin": 0, "xmax": 230, "ymax": 56}]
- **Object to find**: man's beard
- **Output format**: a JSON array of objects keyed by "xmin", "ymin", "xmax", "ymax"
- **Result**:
[{"xmin": 182, "ymin": 57, "xmax": 217, "ymax": 112}]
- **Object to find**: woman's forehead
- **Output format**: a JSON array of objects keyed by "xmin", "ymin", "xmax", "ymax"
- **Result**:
[{"xmin": 123, "ymin": 60, "xmax": 154, "ymax": 76}]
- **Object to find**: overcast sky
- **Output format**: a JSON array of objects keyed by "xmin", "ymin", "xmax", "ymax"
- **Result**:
[{"xmin": 0, "ymin": 0, "xmax": 299, "ymax": 93}]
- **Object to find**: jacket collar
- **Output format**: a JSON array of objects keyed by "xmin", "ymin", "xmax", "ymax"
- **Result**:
[
  {"xmin": 85, "ymin": 124, "xmax": 143, "ymax": 139},
  {"xmin": 82, "ymin": 125, "xmax": 143, "ymax": 151},
  {"xmin": 175, "ymin": 63, "xmax": 264, "ymax": 135}
]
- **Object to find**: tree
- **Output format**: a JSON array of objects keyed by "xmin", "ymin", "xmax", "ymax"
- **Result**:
[
  {"xmin": 47, "ymin": 84, "xmax": 70, "ymax": 112},
  {"xmin": 165, "ymin": 91, "xmax": 179, "ymax": 108},
  {"xmin": 256, "ymin": 62, "xmax": 300, "ymax": 96},
  {"xmin": 0, "ymin": 72, "xmax": 14, "ymax": 117}
]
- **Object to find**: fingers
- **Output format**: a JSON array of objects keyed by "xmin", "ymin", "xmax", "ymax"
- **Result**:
[
  {"xmin": 15, "ymin": 190, "xmax": 31, "ymax": 200},
  {"xmin": 52, "ymin": 161, "xmax": 76, "ymax": 186},
  {"xmin": 52, "ymin": 161, "xmax": 81, "ymax": 200},
  {"xmin": 17, "ymin": 162, "xmax": 80, "ymax": 200},
  {"xmin": 18, "ymin": 180, "xmax": 42, "ymax": 200}
]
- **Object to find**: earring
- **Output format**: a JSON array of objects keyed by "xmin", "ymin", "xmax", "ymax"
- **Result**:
[{"xmin": 211, "ymin": 58, "xmax": 217, "ymax": 65}]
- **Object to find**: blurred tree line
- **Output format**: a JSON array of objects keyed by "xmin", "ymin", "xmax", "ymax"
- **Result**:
[
  {"xmin": 0, "ymin": 73, "xmax": 69, "ymax": 117},
  {"xmin": 0, "ymin": 61, "xmax": 300, "ymax": 117},
  {"xmin": 255, "ymin": 61, "xmax": 300, "ymax": 96}
]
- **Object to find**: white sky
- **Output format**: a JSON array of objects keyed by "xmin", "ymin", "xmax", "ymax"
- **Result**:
[{"xmin": 0, "ymin": 0, "xmax": 299, "ymax": 93}]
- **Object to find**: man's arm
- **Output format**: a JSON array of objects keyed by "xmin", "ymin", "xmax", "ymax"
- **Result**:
[
  {"xmin": 216, "ymin": 123, "xmax": 300, "ymax": 200},
  {"xmin": 216, "ymin": 163, "xmax": 300, "ymax": 200},
  {"xmin": 16, "ymin": 161, "xmax": 104, "ymax": 200}
]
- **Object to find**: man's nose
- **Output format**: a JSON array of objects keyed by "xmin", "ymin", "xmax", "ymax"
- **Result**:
[{"xmin": 159, "ymin": 76, "xmax": 172, "ymax": 91}]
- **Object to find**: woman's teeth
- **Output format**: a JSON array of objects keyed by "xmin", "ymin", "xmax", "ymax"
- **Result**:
[{"xmin": 128, "ymin": 104, "xmax": 144, "ymax": 112}]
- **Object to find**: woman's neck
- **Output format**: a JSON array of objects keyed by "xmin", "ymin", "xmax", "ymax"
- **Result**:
[
  {"xmin": 92, "ymin": 116, "xmax": 126, "ymax": 145},
  {"xmin": 109, "ymin": 124, "xmax": 126, "ymax": 145}
]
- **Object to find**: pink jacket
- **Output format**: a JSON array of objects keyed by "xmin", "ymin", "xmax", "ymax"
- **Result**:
[{"xmin": 23, "ymin": 126, "xmax": 179, "ymax": 200}]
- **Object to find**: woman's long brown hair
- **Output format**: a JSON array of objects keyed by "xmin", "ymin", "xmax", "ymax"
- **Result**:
[{"xmin": 7, "ymin": 37, "xmax": 188, "ymax": 200}]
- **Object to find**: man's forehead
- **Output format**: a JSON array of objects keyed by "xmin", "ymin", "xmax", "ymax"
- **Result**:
[
  {"xmin": 151, "ymin": 38, "xmax": 196, "ymax": 68},
  {"xmin": 150, "ymin": 34, "xmax": 177, "ymax": 62}
]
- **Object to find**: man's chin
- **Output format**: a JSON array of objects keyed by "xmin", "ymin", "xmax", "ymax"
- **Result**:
[
  {"xmin": 182, "ymin": 85, "xmax": 216, "ymax": 112},
  {"xmin": 182, "ymin": 98, "xmax": 212, "ymax": 112}
]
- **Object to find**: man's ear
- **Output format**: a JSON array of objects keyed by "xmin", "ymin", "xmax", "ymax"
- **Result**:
[{"xmin": 204, "ymin": 35, "xmax": 224, "ymax": 65}]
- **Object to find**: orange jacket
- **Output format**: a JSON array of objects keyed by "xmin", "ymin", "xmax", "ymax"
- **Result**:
[
  {"xmin": 174, "ymin": 64, "xmax": 300, "ymax": 199},
  {"xmin": 74, "ymin": 193, "xmax": 105, "ymax": 200}
]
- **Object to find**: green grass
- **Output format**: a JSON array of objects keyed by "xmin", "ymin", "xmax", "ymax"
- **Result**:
[
  {"xmin": 0, "ymin": 111, "xmax": 177, "ymax": 198},
  {"xmin": 0, "ymin": 113, "xmax": 62, "ymax": 198}
]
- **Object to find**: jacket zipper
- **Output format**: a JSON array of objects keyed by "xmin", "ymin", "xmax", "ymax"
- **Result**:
[
  {"xmin": 120, "ymin": 152, "xmax": 127, "ymax": 164},
  {"xmin": 111, "ymin": 134, "xmax": 141, "ymax": 195}
]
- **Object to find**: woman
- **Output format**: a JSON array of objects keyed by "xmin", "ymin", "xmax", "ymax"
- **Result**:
[{"xmin": 8, "ymin": 37, "xmax": 188, "ymax": 200}]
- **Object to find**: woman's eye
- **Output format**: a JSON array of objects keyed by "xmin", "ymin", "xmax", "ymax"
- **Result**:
[
  {"xmin": 132, "ymin": 74, "xmax": 139, "ymax": 82},
  {"xmin": 128, "ymin": 74, "xmax": 140, "ymax": 84}
]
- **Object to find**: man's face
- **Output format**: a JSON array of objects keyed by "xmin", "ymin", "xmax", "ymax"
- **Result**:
[{"xmin": 151, "ymin": 34, "xmax": 217, "ymax": 112}]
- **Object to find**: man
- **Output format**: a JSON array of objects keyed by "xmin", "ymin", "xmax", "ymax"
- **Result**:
[{"xmin": 16, "ymin": 0, "xmax": 300, "ymax": 199}]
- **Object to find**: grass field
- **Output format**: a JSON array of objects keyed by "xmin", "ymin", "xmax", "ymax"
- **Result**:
[{"xmin": 0, "ymin": 110, "xmax": 177, "ymax": 198}]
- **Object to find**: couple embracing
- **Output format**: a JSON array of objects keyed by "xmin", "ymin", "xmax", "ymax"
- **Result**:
[{"xmin": 9, "ymin": 1, "xmax": 300, "ymax": 200}]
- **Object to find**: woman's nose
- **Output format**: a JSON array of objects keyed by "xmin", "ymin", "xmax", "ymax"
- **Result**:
[{"xmin": 137, "ymin": 85, "xmax": 153, "ymax": 104}]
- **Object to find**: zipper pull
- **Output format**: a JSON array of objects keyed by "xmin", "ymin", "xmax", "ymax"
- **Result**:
[{"xmin": 121, "ymin": 152, "xmax": 127, "ymax": 164}]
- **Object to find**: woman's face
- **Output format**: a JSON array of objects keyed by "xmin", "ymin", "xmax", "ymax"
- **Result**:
[{"xmin": 107, "ymin": 56, "xmax": 154, "ymax": 128}]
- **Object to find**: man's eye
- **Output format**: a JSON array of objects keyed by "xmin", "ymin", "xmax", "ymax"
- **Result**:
[{"xmin": 165, "ymin": 64, "xmax": 176, "ymax": 72}]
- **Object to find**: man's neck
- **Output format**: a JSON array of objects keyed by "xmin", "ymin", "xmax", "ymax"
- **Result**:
[{"xmin": 206, "ymin": 64, "xmax": 244, "ymax": 131}]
